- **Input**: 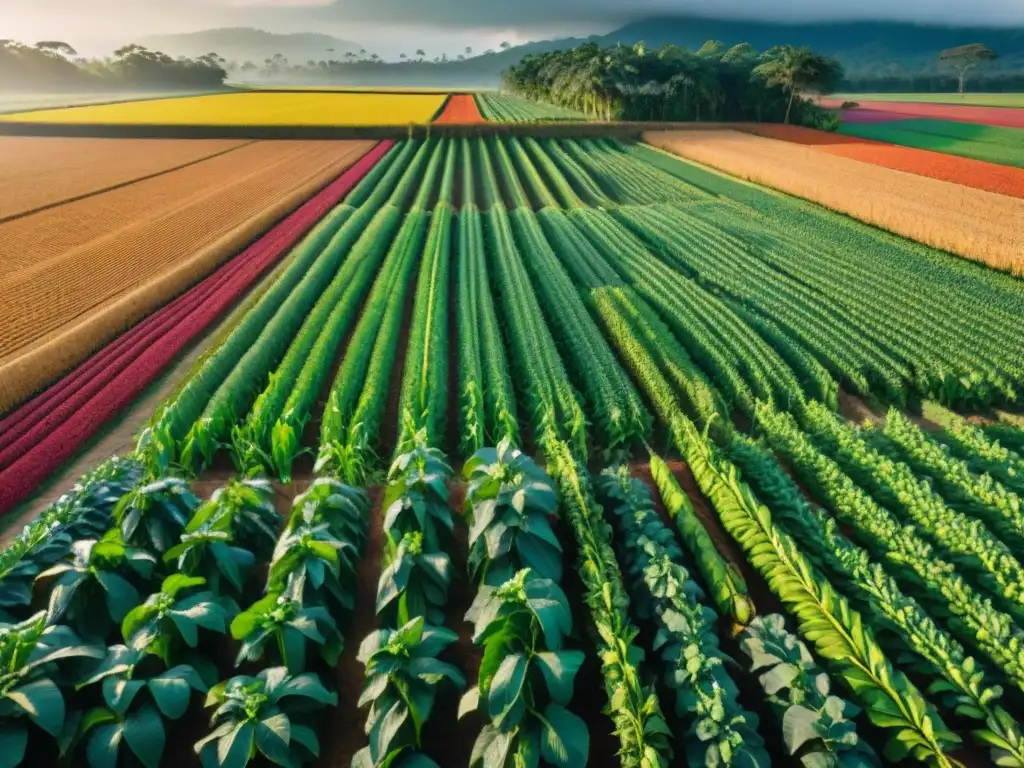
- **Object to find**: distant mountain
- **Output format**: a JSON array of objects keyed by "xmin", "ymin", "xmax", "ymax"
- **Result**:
[{"xmin": 140, "ymin": 27, "xmax": 362, "ymax": 66}]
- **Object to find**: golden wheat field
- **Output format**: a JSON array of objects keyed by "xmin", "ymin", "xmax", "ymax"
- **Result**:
[
  {"xmin": 0, "ymin": 92, "xmax": 447, "ymax": 126},
  {"xmin": 0, "ymin": 139, "xmax": 373, "ymax": 409},
  {"xmin": 644, "ymin": 129, "xmax": 1024, "ymax": 274},
  {"xmin": 0, "ymin": 137, "xmax": 248, "ymax": 221}
]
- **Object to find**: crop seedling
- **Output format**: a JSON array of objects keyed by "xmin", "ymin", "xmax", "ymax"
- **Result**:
[
  {"xmin": 112, "ymin": 476, "xmax": 199, "ymax": 556},
  {"xmin": 231, "ymin": 592, "xmax": 343, "ymax": 674},
  {"xmin": 460, "ymin": 568, "xmax": 589, "ymax": 767},
  {"xmin": 353, "ymin": 616, "xmax": 465, "ymax": 767},
  {"xmin": 195, "ymin": 666, "xmax": 337, "ymax": 768},
  {"xmin": 462, "ymin": 438, "xmax": 562, "ymax": 586}
]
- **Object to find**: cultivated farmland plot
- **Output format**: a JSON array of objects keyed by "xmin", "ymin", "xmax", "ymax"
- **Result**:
[{"xmin": 3, "ymin": 93, "xmax": 1024, "ymax": 768}]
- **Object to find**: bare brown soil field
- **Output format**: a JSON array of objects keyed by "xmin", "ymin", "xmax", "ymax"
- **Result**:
[
  {"xmin": 644, "ymin": 129, "xmax": 1024, "ymax": 274},
  {"xmin": 0, "ymin": 139, "xmax": 373, "ymax": 404},
  {"xmin": 0, "ymin": 137, "xmax": 248, "ymax": 221}
]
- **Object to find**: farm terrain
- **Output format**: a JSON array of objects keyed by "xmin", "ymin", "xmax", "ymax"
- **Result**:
[{"xmin": 2, "ymin": 89, "xmax": 1024, "ymax": 768}]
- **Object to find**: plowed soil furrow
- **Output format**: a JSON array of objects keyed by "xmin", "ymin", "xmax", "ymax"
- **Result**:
[
  {"xmin": 0, "ymin": 140, "xmax": 374, "ymax": 361},
  {"xmin": 0, "ymin": 137, "xmax": 248, "ymax": 221}
]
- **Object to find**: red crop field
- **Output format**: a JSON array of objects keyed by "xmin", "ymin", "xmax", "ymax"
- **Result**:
[
  {"xmin": 432, "ymin": 93, "xmax": 485, "ymax": 123},
  {"xmin": 821, "ymin": 98, "xmax": 1024, "ymax": 128},
  {"xmin": 746, "ymin": 123, "xmax": 1024, "ymax": 198}
]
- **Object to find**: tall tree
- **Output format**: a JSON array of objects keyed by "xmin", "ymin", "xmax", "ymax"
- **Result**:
[
  {"xmin": 752, "ymin": 45, "xmax": 844, "ymax": 124},
  {"xmin": 34, "ymin": 41, "xmax": 77, "ymax": 56},
  {"xmin": 939, "ymin": 43, "xmax": 998, "ymax": 93}
]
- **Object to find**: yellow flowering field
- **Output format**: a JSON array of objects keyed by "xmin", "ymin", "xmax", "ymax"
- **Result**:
[{"xmin": 0, "ymin": 91, "xmax": 447, "ymax": 126}]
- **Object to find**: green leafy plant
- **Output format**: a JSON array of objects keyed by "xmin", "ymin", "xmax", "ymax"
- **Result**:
[
  {"xmin": 597, "ymin": 466, "xmax": 768, "ymax": 768},
  {"xmin": 648, "ymin": 454, "xmax": 754, "ymax": 625},
  {"xmin": 164, "ymin": 479, "xmax": 279, "ymax": 594},
  {"xmin": 73, "ymin": 644, "xmax": 207, "ymax": 768},
  {"xmin": 121, "ymin": 574, "xmax": 230, "ymax": 667},
  {"xmin": 381, "ymin": 441, "xmax": 454, "ymax": 554},
  {"xmin": 195, "ymin": 667, "xmax": 336, "ymax": 768},
  {"xmin": 740, "ymin": 614, "xmax": 880, "ymax": 767},
  {"xmin": 353, "ymin": 616, "xmax": 465, "ymax": 768},
  {"xmin": 462, "ymin": 438, "xmax": 562, "ymax": 586},
  {"xmin": 0, "ymin": 612, "xmax": 104, "ymax": 768},
  {"xmin": 112, "ymin": 477, "xmax": 199, "ymax": 555},
  {"xmin": 39, "ymin": 538, "xmax": 156, "ymax": 641},
  {"xmin": 231, "ymin": 592, "xmax": 342, "ymax": 674},
  {"xmin": 376, "ymin": 532, "xmax": 451, "ymax": 627},
  {"xmin": 460, "ymin": 569, "xmax": 589, "ymax": 767},
  {"xmin": 267, "ymin": 487, "xmax": 366, "ymax": 616},
  {"xmin": 0, "ymin": 458, "xmax": 142, "ymax": 617}
]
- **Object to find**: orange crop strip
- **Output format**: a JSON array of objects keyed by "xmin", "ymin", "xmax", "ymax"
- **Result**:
[
  {"xmin": 433, "ymin": 94, "xmax": 485, "ymax": 124},
  {"xmin": 744, "ymin": 124, "xmax": 1024, "ymax": 199}
]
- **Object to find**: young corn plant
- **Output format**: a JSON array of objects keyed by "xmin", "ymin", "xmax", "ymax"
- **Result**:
[
  {"xmin": 647, "ymin": 454, "xmax": 754, "ymax": 626},
  {"xmin": 0, "ymin": 612, "xmax": 104, "ymax": 768},
  {"xmin": 39, "ymin": 537, "xmax": 157, "ymax": 641},
  {"xmin": 0, "ymin": 458, "xmax": 142, "ymax": 618},
  {"xmin": 460, "ymin": 569, "xmax": 589, "ymax": 767},
  {"xmin": 195, "ymin": 667, "xmax": 337, "ymax": 768},
  {"xmin": 121, "ymin": 574, "xmax": 230, "ymax": 669},
  {"xmin": 72, "ymin": 644, "xmax": 208, "ymax": 768},
  {"xmin": 231, "ymin": 592, "xmax": 343, "ymax": 674},
  {"xmin": 462, "ymin": 438, "xmax": 562, "ymax": 587},
  {"xmin": 353, "ymin": 617, "xmax": 465, "ymax": 768},
  {"xmin": 739, "ymin": 614, "xmax": 880, "ymax": 767},
  {"xmin": 597, "ymin": 466, "xmax": 769, "ymax": 768},
  {"xmin": 164, "ymin": 479, "xmax": 279, "ymax": 595}
]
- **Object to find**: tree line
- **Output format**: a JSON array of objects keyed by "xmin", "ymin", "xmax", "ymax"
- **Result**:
[
  {"xmin": 0, "ymin": 39, "xmax": 228, "ymax": 91},
  {"xmin": 500, "ymin": 41, "xmax": 844, "ymax": 125}
]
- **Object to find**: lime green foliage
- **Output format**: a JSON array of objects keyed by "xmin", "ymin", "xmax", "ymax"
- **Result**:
[
  {"xmin": 840, "ymin": 118, "xmax": 1024, "ymax": 167},
  {"xmin": 758, "ymin": 405, "xmax": 1024, "ymax": 695},
  {"xmin": 648, "ymin": 454, "xmax": 754, "ymax": 626},
  {"xmin": 729, "ymin": 433, "xmax": 1024, "ymax": 766},
  {"xmin": 476, "ymin": 93, "xmax": 587, "ymax": 122},
  {"xmin": 597, "ymin": 466, "xmax": 768, "ymax": 767}
]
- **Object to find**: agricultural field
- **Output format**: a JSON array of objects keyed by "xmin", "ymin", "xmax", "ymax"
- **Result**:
[
  {"xmin": 4, "ymin": 114, "xmax": 1024, "ymax": 768},
  {"xmin": 0, "ymin": 90, "xmax": 207, "ymax": 114},
  {"xmin": 432, "ymin": 93, "xmax": 485, "ymax": 123},
  {"xmin": 476, "ymin": 92, "xmax": 589, "ymax": 121},
  {"xmin": 832, "ymin": 92, "xmax": 1024, "ymax": 108},
  {"xmin": 0, "ymin": 137, "xmax": 374, "ymax": 411},
  {"xmin": 645, "ymin": 128, "xmax": 1024, "ymax": 271},
  {"xmin": 744, "ymin": 123, "xmax": 1024, "ymax": 198},
  {"xmin": 839, "ymin": 117, "xmax": 1024, "ymax": 167},
  {"xmin": 0, "ymin": 91, "xmax": 447, "ymax": 126}
]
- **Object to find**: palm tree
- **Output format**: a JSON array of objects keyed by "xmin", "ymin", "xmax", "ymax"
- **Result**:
[
  {"xmin": 400, "ymin": 53, "xmax": 407, "ymax": 61},
  {"xmin": 752, "ymin": 45, "xmax": 844, "ymax": 124},
  {"xmin": 465, "ymin": 46, "xmax": 473, "ymax": 57},
  {"xmin": 416, "ymin": 49, "xmax": 426, "ymax": 62}
]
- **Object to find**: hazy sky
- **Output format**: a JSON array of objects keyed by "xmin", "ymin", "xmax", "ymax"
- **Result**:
[{"xmin": 4, "ymin": 0, "xmax": 1024, "ymax": 58}]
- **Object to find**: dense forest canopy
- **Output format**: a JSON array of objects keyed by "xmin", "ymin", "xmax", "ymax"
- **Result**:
[
  {"xmin": 500, "ymin": 41, "xmax": 844, "ymax": 125},
  {"xmin": 0, "ymin": 39, "xmax": 229, "ymax": 90}
]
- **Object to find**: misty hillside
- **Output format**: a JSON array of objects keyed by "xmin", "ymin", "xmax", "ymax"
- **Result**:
[
  {"xmin": 140, "ymin": 27, "xmax": 362, "ymax": 65},
  {"xmin": 430, "ymin": 16, "xmax": 1024, "ymax": 84}
]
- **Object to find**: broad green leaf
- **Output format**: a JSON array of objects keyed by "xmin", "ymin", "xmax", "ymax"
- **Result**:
[
  {"xmin": 256, "ymin": 713, "xmax": 291, "ymax": 765},
  {"xmin": 0, "ymin": 724, "xmax": 28, "ymax": 768},
  {"xmin": 541, "ymin": 704, "xmax": 589, "ymax": 767},
  {"xmin": 124, "ymin": 704, "xmax": 166, "ymax": 768},
  {"xmin": 535, "ymin": 651, "xmax": 584, "ymax": 707},
  {"xmin": 218, "ymin": 720, "xmax": 255, "ymax": 768},
  {"xmin": 86, "ymin": 723, "xmax": 123, "ymax": 768},
  {"xmin": 8, "ymin": 678, "xmax": 64, "ymax": 736},
  {"xmin": 487, "ymin": 653, "xmax": 528, "ymax": 724}
]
